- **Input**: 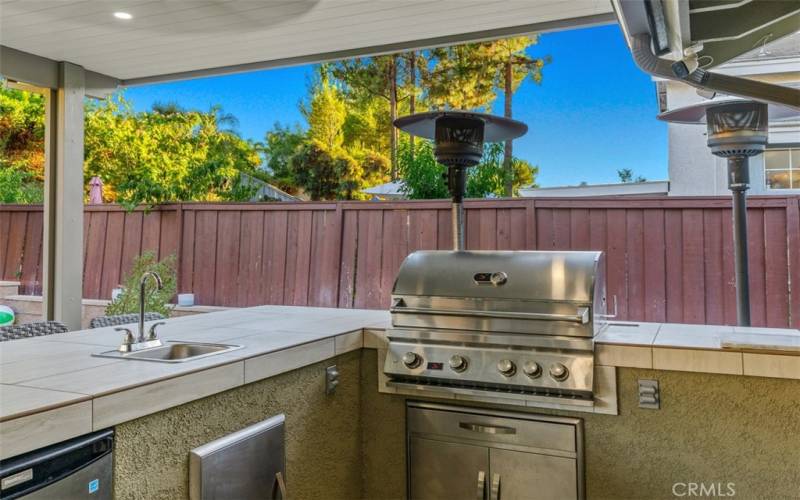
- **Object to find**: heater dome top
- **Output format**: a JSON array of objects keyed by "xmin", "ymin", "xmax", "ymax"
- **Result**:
[
  {"xmin": 657, "ymin": 99, "xmax": 797, "ymax": 125},
  {"xmin": 394, "ymin": 111, "xmax": 528, "ymax": 143}
]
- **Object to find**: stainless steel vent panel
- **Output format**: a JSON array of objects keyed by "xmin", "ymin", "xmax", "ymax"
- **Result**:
[{"xmin": 392, "ymin": 251, "xmax": 601, "ymax": 302}]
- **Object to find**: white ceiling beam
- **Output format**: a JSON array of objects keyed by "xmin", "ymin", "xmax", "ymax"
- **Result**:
[{"xmin": 1, "ymin": 45, "xmax": 119, "ymax": 97}]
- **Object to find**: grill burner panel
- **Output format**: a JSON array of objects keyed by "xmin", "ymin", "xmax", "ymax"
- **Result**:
[{"xmin": 385, "ymin": 339, "xmax": 594, "ymax": 396}]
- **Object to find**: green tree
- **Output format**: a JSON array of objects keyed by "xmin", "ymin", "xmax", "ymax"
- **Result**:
[
  {"xmin": 0, "ymin": 81, "xmax": 45, "ymax": 203},
  {"xmin": 332, "ymin": 55, "xmax": 416, "ymax": 178},
  {"xmin": 618, "ymin": 168, "xmax": 646, "ymax": 183},
  {"xmin": 398, "ymin": 139, "xmax": 448, "ymax": 200},
  {"xmin": 84, "ymin": 95, "xmax": 259, "ymax": 209},
  {"xmin": 301, "ymin": 70, "xmax": 347, "ymax": 150},
  {"xmin": 262, "ymin": 122, "xmax": 305, "ymax": 193},
  {"xmin": 486, "ymin": 36, "xmax": 548, "ymax": 196},
  {"xmin": 399, "ymin": 140, "xmax": 537, "ymax": 199},
  {"xmin": 290, "ymin": 139, "xmax": 359, "ymax": 200},
  {"xmin": 424, "ymin": 37, "xmax": 548, "ymax": 196},
  {"xmin": 0, "ymin": 167, "xmax": 43, "ymax": 203},
  {"xmin": 467, "ymin": 142, "xmax": 538, "ymax": 198}
]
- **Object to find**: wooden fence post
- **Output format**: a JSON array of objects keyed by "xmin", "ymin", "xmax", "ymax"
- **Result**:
[
  {"xmin": 175, "ymin": 203, "xmax": 184, "ymax": 292},
  {"xmin": 787, "ymin": 196, "xmax": 800, "ymax": 328}
]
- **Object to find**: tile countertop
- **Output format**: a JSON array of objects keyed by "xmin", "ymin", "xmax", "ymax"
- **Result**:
[
  {"xmin": 596, "ymin": 321, "xmax": 800, "ymax": 379},
  {"xmin": 1, "ymin": 307, "xmax": 799, "ymax": 460},
  {"xmin": 0, "ymin": 306, "xmax": 389, "ymax": 460}
]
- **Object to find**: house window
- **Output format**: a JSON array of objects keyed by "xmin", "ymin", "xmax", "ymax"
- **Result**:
[{"xmin": 765, "ymin": 148, "xmax": 800, "ymax": 190}]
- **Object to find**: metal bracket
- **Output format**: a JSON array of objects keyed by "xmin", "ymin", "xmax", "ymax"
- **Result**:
[
  {"xmin": 326, "ymin": 365, "xmax": 339, "ymax": 395},
  {"xmin": 638, "ymin": 379, "xmax": 660, "ymax": 409}
]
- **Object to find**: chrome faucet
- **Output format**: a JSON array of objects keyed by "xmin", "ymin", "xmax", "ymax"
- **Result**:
[{"xmin": 116, "ymin": 271, "xmax": 166, "ymax": 352}]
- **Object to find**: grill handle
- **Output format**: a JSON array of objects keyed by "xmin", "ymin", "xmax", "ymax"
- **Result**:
[
  {"xmin": 391, "ymin": 306, "xmax": 590, "ymax": 324},
  {"xmin": 459, "ymin": 422, "xmax": 517, "ymax": 435}
]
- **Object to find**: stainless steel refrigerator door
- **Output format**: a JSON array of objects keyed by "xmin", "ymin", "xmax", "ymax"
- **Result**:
[
  {"xmin": 189, "ymin": 414, "xmax": 286, "ymax": 500},
  {"xmin": 409, "ymin": 437, "xmax": 489, "ymax": 500},
  {"xmin": 24, "ymin": 453, "xmax": 112, "ymax": 500}
]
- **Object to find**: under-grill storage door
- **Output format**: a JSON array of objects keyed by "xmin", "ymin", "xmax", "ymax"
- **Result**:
[
  {"xmin": 489, "ymin": 448, "xmax": 578, "ymax": 500},
  {"xmin": 407, "ymin": 402, "xmax": 584, "ymax": 500},
  {"xmin": 409, "ymin": 438, "xmax": 488, "ymax": 500},
  {"xmin": 189, "ymin": 414, "xmax": 286, "ymax": 500}
]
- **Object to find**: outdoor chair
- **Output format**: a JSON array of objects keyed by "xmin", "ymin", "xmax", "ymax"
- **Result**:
[
  {"xmin": 0, "ymin": 321, "xmax": 70, "ymax": 342},
  {"xmin": 89, "ymin": 312, "xmax": 165, "ymax": 329}
]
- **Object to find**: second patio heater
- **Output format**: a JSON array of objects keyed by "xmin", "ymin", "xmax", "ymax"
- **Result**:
[
  {"xmin": 659, "ymin": 99, "xmax": 796, "ymax": 326},
  {"xmin": 394, "ymin": 111, "xmax": 527, "ymax": 250}
]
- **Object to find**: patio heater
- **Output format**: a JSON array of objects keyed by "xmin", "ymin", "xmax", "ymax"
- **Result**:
[
  {"xmin": 659, "ymin": 99, "xmax": 796, "ymax": 326},
  {"xmin": 394, "ymin": 111, "xmax": 527, "ymax": 250}
]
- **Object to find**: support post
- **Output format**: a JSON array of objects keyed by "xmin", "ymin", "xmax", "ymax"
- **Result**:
[
  {"xmin": 728, "ymin": 156, "xmax": 751, "ymax": 327},
  {"xmin": 42, "ymin": 62, "xmax": 85, "ymax": 330}
]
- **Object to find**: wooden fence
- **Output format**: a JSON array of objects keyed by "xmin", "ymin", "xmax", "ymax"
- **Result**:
[{"xmin": 2, "ymin": 196, "xmax": 799, "ymax": 328}]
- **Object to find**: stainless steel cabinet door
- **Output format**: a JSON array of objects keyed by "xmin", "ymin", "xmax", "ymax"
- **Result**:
[
  {"xmin": 409, "ymin": 437, "xmax": 489, "ymax": 500},
  {"xmin": 489, "ymin": 449, "xmax": 577, "ymax": 500}
]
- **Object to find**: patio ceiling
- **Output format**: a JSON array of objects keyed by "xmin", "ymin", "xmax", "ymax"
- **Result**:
[{"xmin": 0, "ymin": 0, "xmax": 613, "ymax": 85}]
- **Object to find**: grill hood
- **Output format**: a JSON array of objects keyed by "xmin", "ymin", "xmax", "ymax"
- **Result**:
[{"xmin": 390, "ymin": 251, "xmax": 607, "ymax": 338}]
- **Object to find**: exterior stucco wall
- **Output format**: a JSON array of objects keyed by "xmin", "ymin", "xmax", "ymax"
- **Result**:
[
  {"xmin": 359, "ymin": 350, "xmax": 800, "ymax": 500},
  {"xmin": 113, "ymin": 351, "xmax": 362, "ymax": 500},
  {"xmin": 112, "ymin": 349, "xmax": 800, "ymax": 500}
]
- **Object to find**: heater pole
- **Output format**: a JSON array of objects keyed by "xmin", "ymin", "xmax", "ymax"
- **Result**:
[
  {"xmin": 728, "ymin": 156, "xmax": 751, "ymax": 326},
  {"xmin": 449, "ymin": 166, "xmax": 467, "ymax": 251}
]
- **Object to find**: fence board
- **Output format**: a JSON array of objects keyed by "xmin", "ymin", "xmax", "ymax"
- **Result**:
[
  {"xmin": 99, "ymin": 212, "xmax": 125, "ymax": 299},
  {"xmin": 764, "ymin": 208, "xmax": 788, "ymax": 327},
  {"xmin": 19, "ymin": 212, "xmax": 42, "ymax": 295},
  {"xmin": 4, "ymin": 212, "xmax": 27, "ymax": 281},
  {"xmin": 2, "ymin": 196, "xmax": 799, "ymax": 328},
  {"xmin": 179, "ymin": 210, "xmax": 196, "ymax": 295},
  {"xmin": 747, "ymin": 210, "xmax": 767, "ymax": 326},
  {"xmin": 788, "ymin": 200, "xmax": 800, "ymax": 328},
  {"xmin": 0, "ymin": 211, "xmax": 11, "ymax": 278},
  {"xmin": 643, "ymin": 210, "xmax": 666, "ymax": 322},
  {"xmin": 238, "ymin": 211, "xmax": 265, "ymax": 307},
  {"xmin": 83, "ymin": 211, "xmax": 108, "ymax": 299},
  {"xmin": 265, "ymin": 211, "xmax": 288, "ymax": 305},
  {"xmin": 703, "ymin": 209, "xmax": 725, "ymax": 325},
  {"xmin": 214, "ymin": 211, "xmax": 241, "ymax": 307},
  {"xmin": 193, "ymin": 211, "xmax": 218, "ymax": 306}
]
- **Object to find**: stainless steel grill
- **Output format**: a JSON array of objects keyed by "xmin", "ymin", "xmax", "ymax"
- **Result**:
[{"xmin": 383, "ymin": 250, "xmax": 607, "ymax": 405}]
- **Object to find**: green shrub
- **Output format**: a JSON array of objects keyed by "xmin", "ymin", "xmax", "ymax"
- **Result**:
[{"xmin": 105, "ymin": 252, "xmax": 177, "ymax": 318}]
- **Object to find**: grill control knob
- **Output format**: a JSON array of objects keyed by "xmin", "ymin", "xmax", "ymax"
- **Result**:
[
  {"xmin": 523, "ymin": 361, "xmax": 542, "ymax": 378},
  {"xmin": 549, "ymin": 363, "xmax": 569, "ymax": 381},
  {"xmin": 497, "ymin": 359, "xmax": 516, "ymax": 376},
  {"xmin": 448, "ymin": 355, "xmax": 468, "ymax": 372},
  {"xmin": 402, "ymin": 352, "xmax": 422, "ymax": 369}
]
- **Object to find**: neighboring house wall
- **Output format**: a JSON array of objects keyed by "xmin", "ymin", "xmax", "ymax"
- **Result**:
[
  {"xmin": 665, "ymin": 54, "xmax": 800, "ymax": 196},
  {"xmin": 241, "ymin": 174, "xmax": 299, "ymax": 202}
]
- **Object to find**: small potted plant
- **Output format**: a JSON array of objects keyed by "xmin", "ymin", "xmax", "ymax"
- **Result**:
[{"xmin": 105, "ymin": 251, "xmax": 177, "ymax": 318}]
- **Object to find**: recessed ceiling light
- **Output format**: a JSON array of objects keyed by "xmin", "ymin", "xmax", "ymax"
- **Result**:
[{"xmin": 113, "ymin": 12, "xmax": 133, "ymax": 20}]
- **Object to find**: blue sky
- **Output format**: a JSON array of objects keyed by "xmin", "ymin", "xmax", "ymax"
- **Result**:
[{"xmin": 125, "ymin": 24, "xmax": 667, "ymax": 187}]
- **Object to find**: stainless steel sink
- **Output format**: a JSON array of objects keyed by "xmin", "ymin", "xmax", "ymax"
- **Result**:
[{"xmin": 93, "ymin": 341, "xmax": 242, "ymax": 363}]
